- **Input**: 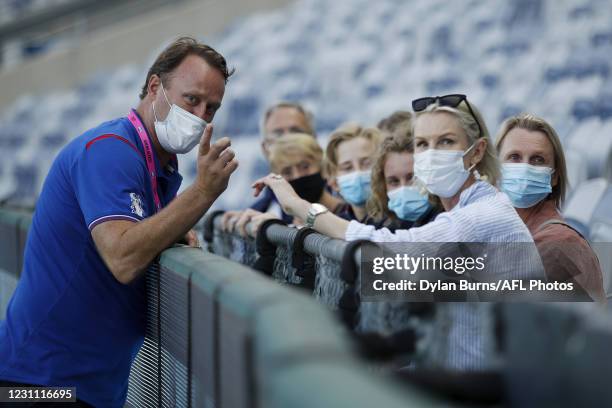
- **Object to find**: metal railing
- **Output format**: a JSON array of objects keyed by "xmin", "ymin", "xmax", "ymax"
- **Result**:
[
  {"xmin": 201, "ymin": 209, "xmax": 612, "ymax": 406},
  {"xmin": 3, "ymin": 207, "xmax": 612, "ymax": 407}
]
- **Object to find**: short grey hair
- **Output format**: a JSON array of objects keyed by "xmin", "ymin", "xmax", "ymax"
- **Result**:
[{"xmin": 259, "ymin": 101, "xmax": 316, "ymax": 138}]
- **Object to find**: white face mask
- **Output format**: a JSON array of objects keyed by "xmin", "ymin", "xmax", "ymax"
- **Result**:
[
  {"xmin": 414, "ymin": 144, "xmax": 475, "ymax": 198},
  {"xmin": 152, "ymin": 82, "xmax": 207, "ymax": 154}
]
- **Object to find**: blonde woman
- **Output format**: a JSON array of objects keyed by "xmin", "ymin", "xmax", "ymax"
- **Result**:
[
  {"xmin": 497, "ymin": 113, "xmax": 605, "ymax": 302},
  {"xmin": 367, "ymin": 135, "xmax": 441, "ymax": 231},
  {"xmin": 232, "ymin": 133, "xmax": 343, "ymax": 235},
  {"xmin": 252, "ymin": 94, "xmax": 542, "ymax": 369},
  {"xmin": 323, "ymin": 123, "xmax": 381, "ymax": 222}
]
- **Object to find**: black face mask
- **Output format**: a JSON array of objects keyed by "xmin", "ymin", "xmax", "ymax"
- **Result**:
[{"xmin": 289, "ymin": 173, "xmax": 326, "ymax": 203}]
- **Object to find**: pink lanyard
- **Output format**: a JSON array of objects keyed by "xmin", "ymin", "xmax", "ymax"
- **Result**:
[{"xmin": 127, "ymin": 110, "xmax": 162, "ymax": 212}]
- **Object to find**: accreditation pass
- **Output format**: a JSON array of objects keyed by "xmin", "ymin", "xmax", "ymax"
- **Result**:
[{"xmin": 0, "ymin": 386, "xmax": 76, "ymax": 403}]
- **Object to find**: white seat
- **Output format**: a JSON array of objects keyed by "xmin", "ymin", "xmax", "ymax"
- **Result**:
[{"xmin": 564, "ymin": 150, "xmax": 589, "ymax": 194}]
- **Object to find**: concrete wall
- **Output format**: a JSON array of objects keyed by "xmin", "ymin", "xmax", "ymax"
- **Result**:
[{"xmin": 0, "ymin": 0, "xmax": 291, "ymax": 112}]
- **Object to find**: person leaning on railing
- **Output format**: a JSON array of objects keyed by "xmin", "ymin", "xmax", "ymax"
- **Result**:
[
  {"xmin": 496, "ymin": 113, "xmax": 605, "ymax": 303},
  {"xmin": 251, "ymin": 94, "xmax": 543, "ymax": 370},
  {"xmin": 0, "ymin": 37, "xmax": 238, "ymax": 407},
  {"xmin": 229, "ymin": 132, "xmax": 345, "ymax": 237},
  {"xmin": 366, "ymin": 128, "xmax": 442, "ymax": 232},
  {"xmin": 220, "ymin": 101, "xmax": 316, "ymax": 230}
]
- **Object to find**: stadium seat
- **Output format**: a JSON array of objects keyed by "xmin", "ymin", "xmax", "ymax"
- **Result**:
[
  {"xmin": 589, "ymin": 193, "xmax": 612, "ymax": 298},
  {"xmin": 12, "ymin": 164, "xmax": 38, "ymax": 200},
  {"xmin": 572, "ymin": 99, "xmax": 598, "ymax": 121},
  {"xmin": 564, "ymin": 140, "xmax": 612, "ymax": 298},
  {"xmin": 591, "ymin": 30, "xmax": 612, "ymax": 47},
  {"xmin": 566, "ymin": 118, "xmax": 612, "ymax": 179},
  {"xmin": 40, "ymin": 131, "xmax": 66, "ymax": 149},
  {"xmin": 563, "ymin": 177, "xmax": 608, "ymax": 239},
  {"xmin": 598, "ymin": 93, "xmax": 612, "ymax": 119},
  {"xmin": 565, "ymin": 150, "xmax": 589, "ymax": 194},
  {"xmin": 570, "ymin": 4, "xmax": 594, "ymax": 20}
]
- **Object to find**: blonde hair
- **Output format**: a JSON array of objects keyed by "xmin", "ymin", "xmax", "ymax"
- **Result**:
[
  {"xmin": 366, "ymin": 135, "xmax": 440, "ymax": 223},
  {"xmin": 323, "ymin": 123, "xmax": 382, "ymax": 178},
  {"xmin": 495, "ymin": 113, "xmax": 568, "ymax": 207},
  {"xmin": 413, "ymin": 100, "xmax": 500, "ymax": 186},
  {"xmin": 269, "ymin": 132, "xmax": 323, "ymax": 173}
]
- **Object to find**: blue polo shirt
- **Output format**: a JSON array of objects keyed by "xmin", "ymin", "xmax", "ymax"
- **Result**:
[{"xmin": 0, "ymin": 110, "xmax": 182, "ymax": 407}]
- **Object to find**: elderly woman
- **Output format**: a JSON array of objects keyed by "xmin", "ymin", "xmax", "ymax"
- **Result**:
[
  {"xmin": 230, "ymin": 132, "xmax": 343, "ymax": 235},
  {"xmin": 367, "ymin": 134, "xmax": 441, "ymax": 231},
  {"xmin": 323, "ymin": 124, "xmax": 381, "ymax": 222},
  {"xmin": 496, "ymin": 113, "xmax": 605, "ymax": 302},
  {"xmin": 253, "ymin": 94, "xmax": 542, "ymax": 370}
]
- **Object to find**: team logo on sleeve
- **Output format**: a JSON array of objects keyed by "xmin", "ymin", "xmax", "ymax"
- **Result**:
[{"xmin": 130, "ymin": 193, "xmax": 145, "ymax": 217}]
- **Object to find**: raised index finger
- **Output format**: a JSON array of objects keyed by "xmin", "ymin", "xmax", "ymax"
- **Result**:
[{"xmin": 198, "ymin": 124, "xmax": 213, "ymax": 157}]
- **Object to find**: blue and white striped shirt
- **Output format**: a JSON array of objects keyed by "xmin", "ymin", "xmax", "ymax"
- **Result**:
[
  {"xmin": 346, "ymin": 180, "xmax": 544, "ymax": 370},
  {"xmin": 346, "ymin": 180, "xmax": 533, "ymax": 243}
]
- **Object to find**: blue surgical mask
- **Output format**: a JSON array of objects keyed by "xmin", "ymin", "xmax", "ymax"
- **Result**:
[
  {"xmin": 500, "ymin": 163, "xmax": 553, "ymax": 208},
  {"xmin": 337, "ymin": 170, "xmax": 371, "ymax": 206},
  {"xmin": 387, "ymin": 185, "xmax": 431, "ymax": 221}
]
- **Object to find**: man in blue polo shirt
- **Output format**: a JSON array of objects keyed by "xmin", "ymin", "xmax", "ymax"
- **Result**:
[{"xmin": 0, "ymin": 37, "xmax": 237, "ymax": 407}]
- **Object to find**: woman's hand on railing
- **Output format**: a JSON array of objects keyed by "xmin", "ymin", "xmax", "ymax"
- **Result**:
[
  {"xmin": 246, "ymin": 212, "xmax": 280, "ymax": 238},
  {"xmin": 233, "ymin": 209, "xmax": 261, "ymax": 237},
  {"xmin": 252, "ymin": 173, "xmax": 305, "ymax": 217},
  {"xmin": 220, "ymin": 210, "xmax": 243, "ymax": 232},
  {"xmin": 233, "ymin": 209, "xmax": 279, "ymax": 238}
]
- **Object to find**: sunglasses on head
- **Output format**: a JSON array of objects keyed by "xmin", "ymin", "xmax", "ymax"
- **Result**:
[{"xmin": 411, "ymin": 94, "xmax": 483, "ymax": 139}]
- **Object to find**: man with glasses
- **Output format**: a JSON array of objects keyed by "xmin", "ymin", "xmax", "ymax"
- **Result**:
[
  {"xmin": 253, "ymin": 102, "xmax": 317, "ymax": 213},
  {"xmin": 221, "ymin": 102, "xmax": 316, "ymax": 230},
  {"xmin": 259, "ymin": 102, "xmax": 316, "ymax": 159}
]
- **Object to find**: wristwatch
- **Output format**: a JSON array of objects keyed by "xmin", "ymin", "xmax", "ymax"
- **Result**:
[{"xmin": 305, "ymin": 203, "xmax": 328, "ymax": 228}]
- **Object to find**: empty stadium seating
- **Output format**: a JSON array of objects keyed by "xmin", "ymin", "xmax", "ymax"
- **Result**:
[
  {"xmin": 563, "ymin": 145, "xmax": 612, "ymax": 300},
  {"xmin": 0, "ymin": 0, "xmax": 610, "ymax": 215}
]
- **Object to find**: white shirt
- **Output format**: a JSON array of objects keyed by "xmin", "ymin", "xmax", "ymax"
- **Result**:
[
  {"xmin": 346, "ymin": 180, "xmax": 533, "ymax": 243},
  {"xmin": 346, "ymin": 181, "xmax": 543, "ymax": 370}
]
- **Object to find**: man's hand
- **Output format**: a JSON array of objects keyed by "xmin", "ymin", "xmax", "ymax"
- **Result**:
[
  {"xmin": 195, "ymin": 124, "xmax": 239, "ymax": 201},
  {"xmin": 91, "ymin": 125, "xmax": 239, "ymax": 285}
]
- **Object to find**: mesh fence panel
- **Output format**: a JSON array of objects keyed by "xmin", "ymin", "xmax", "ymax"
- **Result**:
[
  {"xmin": 313, "ymin": 254, "xmax": 347, "ymax": 310},
  {"xmin": 159, "ymin": 264, "xmax": 190, "ymax": 408},
  {"xmin": 126, "ymin": 263, "xmax": 192, "ymax": 407},
  {"xmin": 211, "ymin": 228, "xmax": 258, "ymax": 267},
  {"xmin": 204, "ymin": 213, "xmax": 503, "ymax": 371},
  {"xmin": 126, "ymin": 264, "xmax": 161, "ymax": 408},
  {"xmin": 271, "ymin": 244, "xmax": 302, "ymax": 285}
]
